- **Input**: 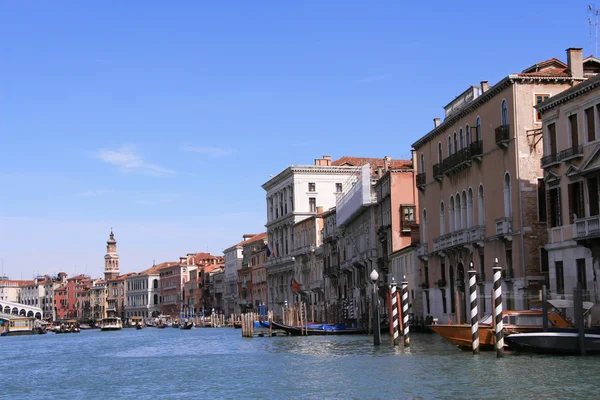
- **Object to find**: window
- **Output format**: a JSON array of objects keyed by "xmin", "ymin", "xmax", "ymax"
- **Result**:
[
  {"xmin": 504, "ymin": 172, "xmax": 512, "ymax": 218},
  {"xmin": 569, "ymin": 114, "xmax": 579, "ymax": 148},
  {"xmin": 540, "ymin": 248, "xmax": 549, "ymax": 274},
  {"xmin": 448, "ymin": 136, "xmax": 452, "ymax": 155},
  {"xmin": 577, "ymin": 258, "xmax": 588, "ymax": 291},
  {"xmin": 549, "ymin": 187, "xmax": 562, "ymax": 227},
  {"xmin": 548, "ymin": 123, "xmax": 557, "ymax": 155},
  {"xmin": 335, "ymin": 183, "xmax": 342, "ymax": 193},
  {"xmin": 309, "ymin": 197, "xmax": 316, "ymax": 213},
  {"xmin": 438, "ymin": 142, "xmax": 443, "ymax": 163},
  {"xmin": 478, "ymin": 185, "xmax": 485, "ymax": 226},
  {"xmin": 420, "ymin": 153, "xmax": 425, "ymax": 173},
  {"xmin": 589, "ymin": 177, "xmax": 599, "ymax": 216},
  {"xmin": 535, "ymin": 94, "xmax": 550, "ymax": 122},
  {"xmin": 459, "ymin": 128, "xmax": 464, "ymax": 150},
  {"xmin": 568, "ymin": 181, "xmax": 585, "ymax": 223},
  {"xmin": 476, "ymin": 117, "xmax": 481, "ymax": 141},
  {"xmin": 453, "ymin": 132, "xmax": 458, "ymax": 154},
  {"xmin": 441, "ymin": 289, "xmax": 447, "ymax": 314},
  {"xmin": 402, "ymin": 206, "xmax": 415, "ymax": 221},
  {"xmin": 308, "ymin": 183, "xmax": 316, "ymax": 192},
  {"xmin": 439, "ymin": 201, "xmax": 445, "ymax": 235},
  {"xmin": 586, "ymin": 107, "xmax": 596, "ymax": 142},
  {"xmin": 555, "ymin": 261, "xmax": 564, "ymax": 294},
  {"xmin": 465, "ymin": 125, "xmax": 471, "ymax": 145},
  {"xmin": 505, "ymin": 249, "xmax": 513, "ymax": 274},
  {"xmin": 537, "ymin": 179, "xmax": 547, "ymax": 222},
  {"xmin": 501, "ymin": 99, "xmax": 508, "ymax": 126}
]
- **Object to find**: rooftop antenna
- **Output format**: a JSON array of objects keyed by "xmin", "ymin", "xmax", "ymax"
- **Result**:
[{"xmin": 589, "ymin": 4, "xmax": 599, "ymax": 57}]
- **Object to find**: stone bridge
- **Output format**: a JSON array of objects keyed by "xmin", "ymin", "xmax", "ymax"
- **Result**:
[{"xmin": 0, "ymin": 300, "xmax": 43, "ymax": 319}]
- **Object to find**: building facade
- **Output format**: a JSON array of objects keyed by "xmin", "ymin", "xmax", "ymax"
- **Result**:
[
  {"xmin": 412, "ymin": 49, "xmax": 589, "ymax": 323},
  {"xmin": 125, "ymin": 262, "xmax": 168, "ymax": 319}
]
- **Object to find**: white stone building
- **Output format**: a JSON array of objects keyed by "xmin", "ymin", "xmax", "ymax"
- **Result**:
[{"xmin": 124, "ymin": 262, "xmax": 167, "ymax": 319}]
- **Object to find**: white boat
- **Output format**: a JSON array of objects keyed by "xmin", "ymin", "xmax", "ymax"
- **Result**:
[{"xmin": 100, "ymin": 317, "xmax": 123, "ymax": 331}]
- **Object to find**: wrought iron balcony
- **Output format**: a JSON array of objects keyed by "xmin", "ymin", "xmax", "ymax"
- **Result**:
[
  {"xmin": 416, "ymin": 172, "xmax": 426, "ymax": 190},
  {"xmin": 433, "ymin": 163, "xmax": 444, "ymax": 181},
  {"xmin": 442, "ymin": 147, "xmax": 472, "ymax": 176},
  {"xmin": 469, "ymin": 140, "xmax": 483, "ymax": 159},
  {"xmin": 495, "ymin": 124, "xmax": 510, "ymax": 146},
  {"xmin": 541, "ymin": 152, "xmax": 560, "ymax": 168},
  {"xmin": 559, "ymin": 145, "xmax": 583, "ymax": 161}
]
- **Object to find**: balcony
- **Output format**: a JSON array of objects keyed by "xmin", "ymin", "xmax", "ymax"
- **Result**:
[
  {"xmin": 495, "ymin": 124, "xmax": 510, "ymax": 147},
  {"xmin": 442, "ymin": 147, "xmax": 472, "ymax": 176},
  {"xmin": 433, "ymin": 163, "xmax": 444, "ymax": 181},
  {"xmin": 432, "ymin": 226, "xmax": 485, "ymax": 254},
  {"xmin": 416, "ymin": 173, "xmax": 426, "ymax": 191},
  {"xmin": 470, "ymin": 140, "xmax": 483, "ymax": 160},
  {"xmin": 559, "ymin": 145, "xmax": 584, "ymax": 162},
  {"xmin": 574, "ymin": 216, "xmax": 600, "ymax": 240},
  {"xmin": 416, "ymin": 243, "xmax": 428, "ymax": 260},
  {"xmin": 495, "ymin": 217, "xmax": 513, "ymax": 240},
  {"xmin": 325, "ymin": 264, "xmax": 340, "ymax": 276},
  {"xmin": 541, "ymin": 152, "xmax": 560, "ymax": 168},
  {"xmin": 401, "ymin": 219, "xmax": 418, "ymax": 232}
]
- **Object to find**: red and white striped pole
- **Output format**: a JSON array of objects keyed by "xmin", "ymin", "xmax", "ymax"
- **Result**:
[
  {"xmin": 390, "ymin": 277, "xmax": 400, "ymax": 346},
  {"xmin": 492, "ymin": 258, "xmax": 504, "ymax": 358},
  {"xmin": 401, "ymin": 276, "xmax": 410, "ymax": 347},
  {"xmin": 468, "ymin": 261, "xmax": 479, "ymax": 354}
]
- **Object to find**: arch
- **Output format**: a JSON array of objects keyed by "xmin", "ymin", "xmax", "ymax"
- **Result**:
[
  {"xmin": 35, "ymin": 312, "xmax": 42, "ymax": 319},
  {"xmin": 438, "ymin": 142, "xmax": 443, "ymax": 163},
  {"xmin": 476, "ymin": 117, "xmax": 482, "ymax": 141},
  {"xmin": 478, "ymin": 184, "xmax": 485, "ymax": 226},
  {"xmin": 504, "ymin": 172, "xmax": 512, "ymax": 217},
  {"xmin": 467, "ymin": 187, "xmax": 474, "ymax": 227},
  {"xmin": 19, "ymin": 309, "xmax": 26, "ymax": 316},
  {"xmin": 3, "ymin": 306, "xmax": 8, "ymax": 314},
  {"xmin": 466, "ymin": 124, "xmax": 471, "ymax": 146},
  {"xmin": 501, "ymin": 99, "xmax": 508, "ymax": 126},
  {"xmin": 455, "ymin": 192, "xmax": 462, "ymax": 230},
  {"xmin": 461, "ymin": 190, "xmax": 468, "ymax": 228},
  {"xmin": 11, "ymin": 307, "xmax": 18, "ymax": 315},
  {"xmin": 440, "ymin": 201, "xmax": 445, "ymax": 235},
  {"xmin": 459, "ymin": 128, "xmax": 464, "ymax": 150},
  {"xmin": 449, "ymin": 196, "xmax": 455, "ymax": 232},
  {"xmin": 27, "ymin": 310, "xmax": 33, "ymax": 317}
]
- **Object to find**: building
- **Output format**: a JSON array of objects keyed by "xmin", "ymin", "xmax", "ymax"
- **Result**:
[
  {"xmin": 159, "ymin": 258, "xmax": 197, "ymax": 317},
  {"xmin": 104, "ymin": 230, "xmax": 120, "ymax": 281},
  {"xmin": 262, "ymin": 155, "xmax": 375, "ymax": 316},
  {"xmin": 237, "ymin": 232, "xmax": 267, "ymax": 313},
  {"xmin": 322, "ymin": 208, "xmax": 342, "ymax": 323},
  {"xmin": 0, "ymin": 279, "xmax": 33, "ymax": 303},
  {"xmin": 207, "ymin": 265, "xmax": 225, "ymax": 313},
  {"xmin": 75, "ymin": 277, "xmax": 94, "ymax": 320},
  {"xmin": 125, "ymin": 262, "xmax": 170, "ymax": 319},
  {"xmin": 223, "ymin": 234, "xmax": 257, "ymax": 315},
  {"xmin": 538, "ymin": 65, "xmax": 600, "ymax": 323},
  {"xmin": 20, "ymin": 273, "xmax": 66, "ymax": 320},
  {"xmin": 90, "ymin": 280, "xmax": 108, "ymax": 320},
  {"xmin": 58, "ymin": 274, "xmax": 88, "ymax": 320},
  {"xmin": 412, "ymin": 48, "xmax": 590, "ymax": 324}
]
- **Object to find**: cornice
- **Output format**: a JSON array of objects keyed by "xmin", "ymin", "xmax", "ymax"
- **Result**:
[
  {"xmin": 537, "ymin": 75, "xmax": 600, "ymax": 113},
  {"xmin": 262, "ymin": 165, "xmax": 360, "ymax": 191}
]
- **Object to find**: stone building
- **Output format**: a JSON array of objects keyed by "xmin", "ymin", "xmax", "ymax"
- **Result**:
[{"xmin": 412, "ymin": 48, "xmax": 590, "ymax": 323}]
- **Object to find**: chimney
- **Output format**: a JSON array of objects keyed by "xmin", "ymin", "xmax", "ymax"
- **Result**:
[
  {"xmin": 567, "ymin": 48, "xmax": 584, "ymax": 79},
  {"xmin": 314, "ymin": 155, "xmax": 332, "ymax": 166},
  {"xmin": 433, "ymin": 118, "xmax": 440, "ymax": 128},
  {"xmin": 179, "ymin": 257, "xmax": 186, "ymax": 264},
  {"xmin": 243, "ymin": 234, "xmax": 256, "ymax": 240},
  {"xmin": 384, "ymin": 156, "xmax": 391, "ymax": 171},
  {"xmin": 480, "ymin": 81, "xmax": 489, "ymax": 92}
]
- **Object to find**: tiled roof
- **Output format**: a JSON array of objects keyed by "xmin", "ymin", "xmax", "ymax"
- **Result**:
[
  {"xmin": 331, "ymin": 156, "xmax": 413, "ymax": 169},
  {"xmin": 227, "ymin": 232, "xmax": 268, "ymax": 250},
  {"xmin": 521, "ymin": 58, "xmax": 567, "ymax": 73},
  {"xmin": 203, "ymin": 264, "xmax": 225, "ymax": 274},
  {"xmin": 518, "ymin": 67, "xmax": 570, "ymax": 78}
]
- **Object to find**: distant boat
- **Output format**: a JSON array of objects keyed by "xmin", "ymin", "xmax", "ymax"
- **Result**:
[
  {"xmin": 270, "ymin": 321, "xmax": 368, "ymax": 336},
  {"xmin": 0, "ymin": 313, "xmax": 35, "ymax": 336},
  {"xmin": 100, "ymin": 317, "xmax": 123, "ymax": 331},
  {"xmin": 506, "ymin": 331, "xmax": 600, "ymax": 355},
  {"xmin": 180, "ymin": 321, "xmax": 194, "ymax": 330},
  {"xmin": 135, "ymin": 323, "xmax": 143, "ymax": 330}
]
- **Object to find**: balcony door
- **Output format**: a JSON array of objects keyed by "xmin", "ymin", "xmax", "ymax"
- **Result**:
[
  {"xmin": 588, "ymin": 177, "xmax": 599, "ymax": 217},
  {"xmin": 548, "ymin": 123, "xmax": 557, "ymax": 156}
]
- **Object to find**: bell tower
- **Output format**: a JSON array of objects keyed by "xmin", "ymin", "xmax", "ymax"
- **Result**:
[{"xmin": 104, "ymin": 229, "xmax": 120, "ymax": 280}]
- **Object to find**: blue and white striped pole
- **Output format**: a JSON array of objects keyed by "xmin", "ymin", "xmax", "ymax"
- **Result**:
[
  {"xmin": 468, "ymin": 261, "xmax": 479, "ymax": 354},
  {"xmin": 390, "ymin": 277, "xmax": 399, "ymax": 346},
  {"xmin": 401, "ymin": 276, "xmax": 410, "ymax": 347},
  {"xmin": 492, "ymin": 258, "xmax": 504, "ymax": 358}
]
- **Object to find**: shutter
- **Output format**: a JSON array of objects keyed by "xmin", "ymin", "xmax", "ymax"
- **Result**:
[
  {"xmin": 568, "ymin": 183, "xmax": 574, "ymax": 224},
  {"xmin": 547, "ymin": 188, "xmax": 553, "ymax": 227},
  {"xmin": 557, "ymin": 187, "xmax": 562, "ymax": 226},
  {"xmin": 579, "ymin": 181, "xmax": 585, "ymax": 219}
]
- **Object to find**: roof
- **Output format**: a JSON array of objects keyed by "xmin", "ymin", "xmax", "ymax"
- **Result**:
[
  {"xmin": 141, "ymin": 261, "xmax": 178, "ymax": 274},
  {"xmin": 331, "ymin": 156, "xmax": 413, "ymax": 169},
  {"xmin": 225, "ymin": 232, "xmax": 268, "ymax": 251},
  {"xmin": 67, "ymin": 274, "xmax": 89, "ymax": 281},
  {"xmin": 536, "ymin": 71, "xmax": 600, "ymax": 113},
  {"xmin": 203, "ymin": 264, "xmax": 224, "ymax": 274}
]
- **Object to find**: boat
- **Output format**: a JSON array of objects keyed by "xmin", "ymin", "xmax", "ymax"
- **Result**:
[
  {"xmin": 100, "ymin": 317, "xmax": 123, "ymax": 331},
  {"xmin": 0, "ymin": 313, "xmax": 35, "ymax": 336},
  {"xmin": 233, "ymin": 321, "xmax": 242, "ymax": 329},
  {"xmin": 429, "ymin": 309, "xmax": 572, "ymax": 351},
  {"xmin": 172, "ymin": 321, "xmax": 180, "ymax": 328},
  {"xmin": 53, "ymin": 320, "xmax": 80, "ymax": 334},
  {"xmin": 135, "ymin": 323, "xmax": 143, "ymax": 330},
  {"xmin": 180, "ymin": 321, "xmax": 194, "ymax": 330},
  {"xmin": 270, "ymin": 321, "xmax": 368, "ymax": 336},
  {"xmin": 505, "ymin": 331, "xmax": 600, "ymax": 355}
]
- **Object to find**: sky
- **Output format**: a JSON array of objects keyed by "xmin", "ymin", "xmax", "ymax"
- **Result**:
[{"xmin": 0, "ymin": 1, "xmax": 592, "ymax": 279}]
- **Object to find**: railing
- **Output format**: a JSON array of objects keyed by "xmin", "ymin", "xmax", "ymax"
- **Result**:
[
  {"xmin": 549, "ymin": 226, "xmax": 564, "ymax": 244},
  {"xmin": 495, "ymin": 217, "xmax": 513, "ymax": 236},
  {"xmin": 574, "ymin": 216, "xmax": 600, "ymax": 239},
  {"xmin": 495, "ymin": 124, "xmax": 510, "ymax": 144},
  {"xmin": 401, "ymin": 219, "xmax": 418, "ymax": 231},
  {"xmin": 416, "ymin": 173, "xmax": 426, "ymax": 187},
  {"xmin": 470, "ymin": 140, "xmax": 483, "ymax": 157},
  {"xmin": 432, "ymin": 225, "xmax": 484, "ymax": 252},
  {"xmin": 541, "ymin": 152, "xmax": 559, "ymax": 168},
  {"xmin": 559, "ymin": 145, "xmax": 584, "ymax": 161},
  {"xmin": 433, "ymin": 163, "xmax": 443, "ymax": 180},
  {"xmin": 442, "ymin": 147, "xmax": 472, "ymax": 174}
]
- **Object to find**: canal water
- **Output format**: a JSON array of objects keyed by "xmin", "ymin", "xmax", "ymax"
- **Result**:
[{"xmin": 3, "ymin": 328, "xmax": 600, "ymax": 399}]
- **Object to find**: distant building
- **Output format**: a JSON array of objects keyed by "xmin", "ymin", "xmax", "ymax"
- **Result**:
[{"xmin": 104, "ymin": 230, "xmax": 120, "ymax": 281}]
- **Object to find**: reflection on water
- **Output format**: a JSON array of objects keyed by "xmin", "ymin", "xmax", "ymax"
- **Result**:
[{"xmin": 2, "ymin": 328, "xmax": 600, "ymax": 399}]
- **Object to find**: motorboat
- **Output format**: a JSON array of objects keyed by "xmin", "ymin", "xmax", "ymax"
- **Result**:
[
  {"xmin": 100, "ymin": 317, "xmax": 123, "ymax": 331},
  {"xmin": 505, "ymin": 331, "xmax": 600, "ymax": 355}
]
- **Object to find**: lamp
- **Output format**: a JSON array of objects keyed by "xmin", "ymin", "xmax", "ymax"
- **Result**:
[
  {"xmin": 370, "ymin": 269, "xmax": 381, "ymax": 346},
  {"xmin": 370, "ymin": 269, "xmax": 379, "ymax": 283}
]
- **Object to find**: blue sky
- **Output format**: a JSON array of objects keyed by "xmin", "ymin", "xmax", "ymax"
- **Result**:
[{"xmin": 0, "ymin": 1, "xmax": 591, "ymax": 279}]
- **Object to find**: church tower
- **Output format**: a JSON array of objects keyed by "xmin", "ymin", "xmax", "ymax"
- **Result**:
[{"xmin": 104, "ymin": 230, "xmax": 120, "ymax": 280}]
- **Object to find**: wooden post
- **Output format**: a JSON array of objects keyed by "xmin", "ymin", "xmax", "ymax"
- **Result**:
[
  {"xmin": 401, "ymin": 276, "xmax": 410, "ymax": 347},
  {"xmin": 542, "ymin": 285, "xmax": 548, "ymax": 332},
  {"xmin": 468, "ymin": 262, "xmax": 479, "ymax": 354},
  {"xmin": 574, "ymin": 284, "xmax": 586, "ymax": 356},
  {"xmin": 269, "ymin": 311, "xmax": 273, "ymax": 337},
  {"xmin": 492, "ymin": 259, "xmax": 504, "ymax": 358},
  {"xmin": 390, "ymin": 277, "xmax": 400, "ymax": 346}
]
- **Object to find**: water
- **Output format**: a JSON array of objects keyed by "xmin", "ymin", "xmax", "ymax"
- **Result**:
[{"xmin": 3, "ymin": 328, "xmax": 600, "ymax": 399}]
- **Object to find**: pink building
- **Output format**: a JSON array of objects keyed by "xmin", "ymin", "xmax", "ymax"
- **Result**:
[{"xmin": 159, "ymin": 258, "xmax": 197, "ymax": 317}]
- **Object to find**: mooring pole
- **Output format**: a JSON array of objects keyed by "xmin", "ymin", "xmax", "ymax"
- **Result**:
[
  {"xmin": 542, "ymin": 285, "xmax": 548, "ymax": 332},
  {"xmin": 492, "ymin": 258, "xmax": 504, "ymax": 358},
  {"xmin": 401, "ymin": 276, "xmax": 410, "ymax": 347},
  {"xmin": 468, "ymin": 261, "xmax": 479, "ymax": 354},
  {"xmin": 575, "ymin": 283, "xmax": 586, "ymax": 356},
  {"xmin": 390, "ymin": 277, "xmax": 400, "ymax": 346}
]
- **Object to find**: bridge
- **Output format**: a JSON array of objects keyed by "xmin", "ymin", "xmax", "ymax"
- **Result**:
[{"xmin": 0, "ymin": 301, "xmax": 43, "ymax": 319}]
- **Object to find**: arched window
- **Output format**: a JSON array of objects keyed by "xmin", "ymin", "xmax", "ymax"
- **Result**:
[
  {"xmin": 459, "ymin": 128, "xmax": 464, "ymax": 150},
  {"xmin": 420, "ymin": 153, "xmax": 425, "ymax": 173},
  {"xmin": 453, "ymin": 132, "xmax": 458, "ymax": 154},
  {"xmin": 467, "ymin": 188, "xmax": 474, "ymax": 227},
  {"xmin": 478, "ymin": 185, "xmax": 485, "ymax": 226},
  {"xmin": 438, "ymin": 142, "xmax": 443, "ymax": 163},
  {"xmin": 449, "ymin": 196, "xmax": 455, "ymax": 232},
  {"xmin": 440, "ymin": 201, "xmax": 445, "ymax": 235},
  {"xmin": 422, "ymin": 209, "xmax": 428, "ymax": 243},
  {"xmin": 476, "ymin": 117, "xmax": 481, "ymax": 141},
  {"xmin": 455, "ymin": 193, "xmax": 462, "ymax": 230},
  {"xmin": 448, "ymin": 136, "xmax": 453, "ymax": 155},
  {"xmin": 153, "ymin": 279, "xmax": 158, "ymax": 289},
  {"xmin": 154, "ymin": 294, "xmax": 158, "ymax": 304},
  {"xmin": 466, "ymin": 125, "xmax": 471, "ymax": 146},
  {"xmin": 504, "ymin": 172, "xmax": 512, "ymax": 218},
  {"xmin": 461, "ymin": 190, "xmax": 467, "ymax": 228},
  {"xmin": 501, "ymin": 99, "xmax": 508, "ymax": 126}
]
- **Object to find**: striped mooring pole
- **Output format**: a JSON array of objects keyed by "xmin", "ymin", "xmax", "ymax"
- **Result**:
[
  {"xmin": 468, "ymin": 261, "xmax": 479, "ymax": 354},
  {"xmin": 492, "ymin": 258, "xmax": 504, "ymax": 358},
  {"xmin": 401, "ymin": 276, "xmax": 410, "ymax": 347},
  {"xmin": 390, "ymin": 277, "xmax": 400, "ymax": 346}
]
